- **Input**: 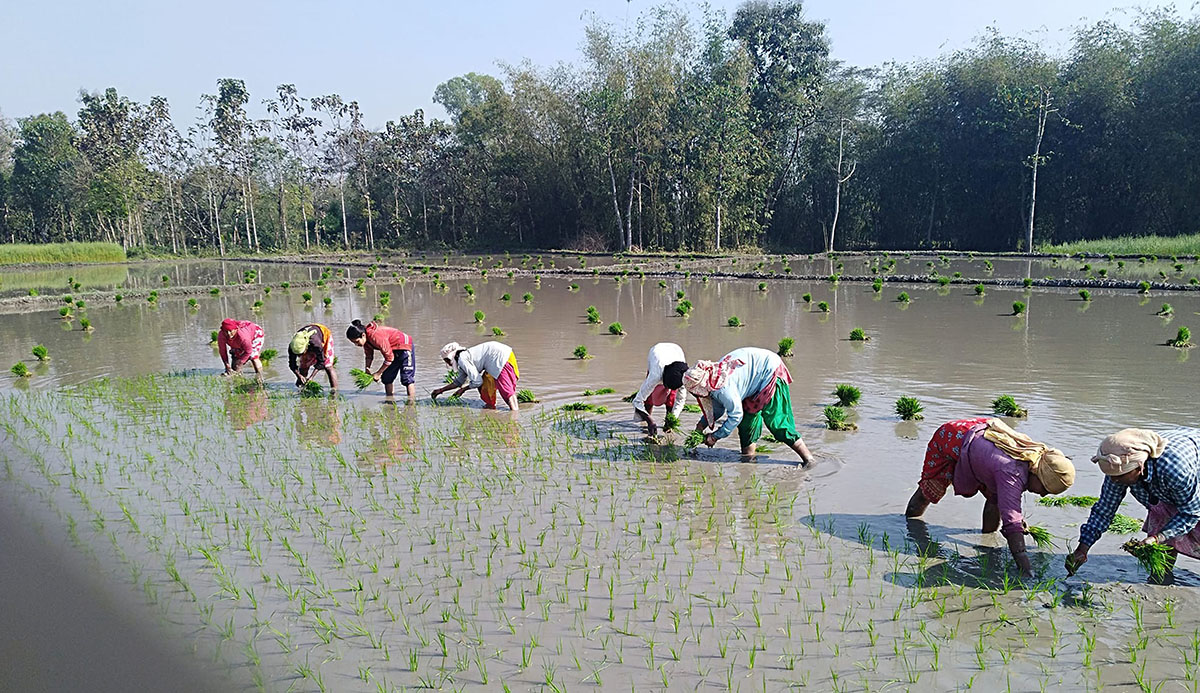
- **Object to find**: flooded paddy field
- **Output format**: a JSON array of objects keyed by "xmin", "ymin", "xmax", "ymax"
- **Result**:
[{"xmin": 3, "ymin": 256, "xmax": 1200, "ymax": 691}]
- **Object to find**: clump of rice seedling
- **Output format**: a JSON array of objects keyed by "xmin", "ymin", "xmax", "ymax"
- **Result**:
[
  {"xmin": 757, "ymin": 281, "xmax": 768, "ymax": 292},
  {"xmin": 355, "ymin": 278, "xmax": 365, "ymax": 290},
  {"xmin": 188, "ymin": 298, "xmax": 199, "ymax": 309},
  {"xmin": 817, "ymin": 301, "xmax": 830, "ymax": 313},
  {"xmin": 777, "ymin": 337, "xmax": 795, "ymax": 357},
  {"xmin": 76, "ymin": 300, "xmax": 86, "ymax": 308},
  {"xmin": 683, "ymin": 430, "xmax": 705, "ymax": 451},
  {"xmin": 463, "ymin": 283, "xmax": 475, "ymax": 297},
  {"xmin": 1023, "ymin": 277, "xmax": 1033, "ymax": 288},
  {"xmin": 474, "ymin": 310, "xmax": 486, "ymax": 323},
  {"xmin": 1078, "ymin": 289, "xmax": 1091, "ymax": 301},
  {"xmin": 833, "ymin": 384, "xmax": 861, "ymax": 407},
  {"xmin": 379, "ymin": 291, "xmax": 391, "ymax": 307},
  {"xmin": 1123, "ymin": 541, "xmax": 1174, "ymax": 581},
  {"xmin": 561, "ymin": 402, "xmax": 608, "ymax": 414},
  {"xmin": 517, "ymin": 389, "xmax": 538, "ymax": 403},
  {"xmin": 80, "ymin": 318, "xmax": 93, "ymax": 331},
  {"xmin": 975, "ymin": 284, "xmax": 986, "ymax": 295},
  {"xmin": 114, "ymin": 293, "xmax": 123, "ymax": 302},
  {"xmin": 1037, "ymin": 495, "xmax": 1098, "ymax": 508},
  {"xmin": 323, "ymin": 296, "xmax": 332, "ymax": 308},
  {"xmin": 1109, "ymin": 514, "xmax": 1143, "ymax": 534},
  {"xmin": 58, "ymin": 306, "xmax": 73, "ymax": 320},
  {"xmin": 586, "ymin": 306, "xmax": 601, "ymax": 323},
  {"xmin": 500, "ymin": 293, "xmax": 511, "ymax": 302},
  {"xmin": 300, "ymin": 380, "xmax": 324, "ymax": 397},
  {"xmin": 491, "ymin": 326, "xmax": 505, "ymax": 337},
  {"xmin": 1167, "ymin": 326, "xmax": 1194, "ymax": 348},
  {"xmin": 1026, "ymin": 525, "xmax": 1054, "ymax": 549},
  {"xmin": 675, "ymin": 300, "xmax": 692, "ymax": 317},
  {"xmin": 936, "ymin": 275, "xmax": 951, "ymax": 286},
  {"xmin": 675, "ymin": 290, "xmax": 686, "ymax": 300},
  {"xmin": 523, "ymin": 292, "xmax": 534, "ymax": 304},
  {"xmin": 31, "ymin": 345, "xmax": 48, "ymax": 361},
  {"xmin": 302, "ymin": 292, "xmax": 313, "ymax": 304},
  {"xmin": 62, "ymin": 294, "xmax": 73, "ymax": 304},
  {"xmin": 897, "ymin": 292, "xmax": 910, "ymax": 303},
  {"xmin": 727, "ymin": 316, "xmax": 743, "ymax": 327},
  {"xmin": 373, "ymin": 313, "xmax": 385, "ymax": 323},
  {"xmin": 1157, "ymin": 303, "xmax": 1174, "ymax": 316},
  {"xmin": 1012, "ymin": 301, "xmax": 1026, "ymax": 315},
  {"xmin": 683, "ymin": 403, "xmax": 701, "ymax": 414},
  {"xmin": 568, "ymin": 283, "xmax": 579, "ymax": 291},
  {"xmin": 621, "ymin": 391, "xmax": 637, "ymax": 402},
  {"xmin": 11, "ymin": 362, "xmax": 31, "ymax": 378},
  {"xmin": 582, "ymin": 387, "xmax": 615, "ymax": 396},
  {"xmin": 161, "ymin": 274, "xmax": 170, "ymax": 284},
  {"xmin": 991, "ymin": 394, "xmax": 1028, "ymax": 417},
  {"xmin": 573, "ymin": 345, "xmax": 591, "ymax": 360},
  {"xmin": 443, "ymin": 368, "xmax": 458, "ymax": 384},
  {"xmin": 259, "ymin": 349, "xmax": 277, "ymax": 366},
  {"xmin": 824, "ymin": 405, "xmax": 856, "ymax": 431},
  {"xmin": 872, "ymin": 278, "xmax": 883, "ymax": 293},
  {"xmin": 849, "ymin": 327, "xmax": 867, "ymax": 341},
  {"xmin": 210, "ymin": 331, "xmax": 219, "ymax": 345},
  {"xmin": 1138, "ymin": 281, "xmax": 1151, "ymax": 294},
  {"xmin": 280, "ymin": 282, "xmax": 289, "ymax": 289},
  {"xmin": 607, "ymin": 322, "xmax": 626, "ymax": 335},
  {"xmin": 27, "ymin": 289, "xmax": 38, "ymax": 296},
  {"xmin": 210, "ymin": 288, "xmax": 220, "ymax": 296},
  {"xmin": 253, "ymin": 300, "xmax": 264, "ymax": 310},
  {"xmin": 802, "ymin": 293, "xmax": 812, "ymax": 304},
  {"xmin": 895, "ymin": 396, "xmax": 924, "ymax": 420},
  {"xmin": 350, "ymin": 368, "xmax": 374, "ymax": 390},
  {"xmin": 663, "ymin": 412, "xmax": 681, "ymax": 432}
]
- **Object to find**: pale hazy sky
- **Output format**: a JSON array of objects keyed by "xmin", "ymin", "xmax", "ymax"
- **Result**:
[{"xmin": 0, "ymin": 0, "xmax": 1176, "ymax": 126}]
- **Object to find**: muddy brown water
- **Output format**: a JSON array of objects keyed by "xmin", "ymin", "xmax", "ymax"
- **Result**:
[{"xmin": 2, "ymin": 258, "xmax": 1200, "ymax": 691}]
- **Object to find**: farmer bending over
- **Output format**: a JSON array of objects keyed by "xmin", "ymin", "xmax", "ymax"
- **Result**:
[
  {"xmin": 346, "ymin": 319, "xmax": 416, "ymax": 399},
  {"xmin": 683, "ymin": 346, "xmax": 815, "ymax": 466},
  {"xmin": 217, "ymin": 318, "xmax": 265, "ymax": 380},
  {"xmin": 905, "ymin": 418, "xmax": 1075, "ymax": 578},
  {"xmin": 432, "ymin": 341, "xmax": 520, "ymax": 411},
  {"xmin": 289, "ymin": 323, "xmax": 338, "ymax": 392},
  {"xmin": 1067, "ymin": 427, "xmax": 1200, "ymax": 582},
  {"xmin": 632, "ymin": 342, "xmax": 688, "ymax": 437}
]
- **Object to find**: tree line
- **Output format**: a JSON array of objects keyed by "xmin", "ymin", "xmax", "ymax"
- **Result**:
[{"xmin": 0, "ymin": 2, "xmax": 1197, "ymax": 254}]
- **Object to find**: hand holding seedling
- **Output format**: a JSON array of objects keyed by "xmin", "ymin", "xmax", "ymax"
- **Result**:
[
  {"xmin": 1065, "ymin": 544, "xmax": 1090, "ymax": 575},
  {"xmin": 704, "ymin": 434, "xmax": 718, "ymax": 448}
]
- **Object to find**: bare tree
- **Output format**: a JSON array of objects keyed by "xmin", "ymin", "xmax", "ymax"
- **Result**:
[{"xmin": 828, "ymin": 117, "xmax": 856, "ymax": 253}]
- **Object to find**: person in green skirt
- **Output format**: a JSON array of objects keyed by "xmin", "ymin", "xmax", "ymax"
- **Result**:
[{"xmin": 683, "ymin": 346, "xmax": 816, "ymax": 466}]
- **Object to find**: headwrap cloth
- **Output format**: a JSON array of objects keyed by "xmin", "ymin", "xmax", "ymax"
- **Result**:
[
  {"xmin": 682, "ymin": 356, "xmax": 745, "ymax": 427},
  {"xmin": 983, "ymin": 418, "xmax": 1076, "ymax": 494},
  {"xmin": 1092, "ymin": 428, "xmax": 1168, "ymax": 477}
]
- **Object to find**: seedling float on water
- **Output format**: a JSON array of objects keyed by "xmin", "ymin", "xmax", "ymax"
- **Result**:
[
  {"xmin": 209, "ymin": 331, "xmax": 219, "ymax": 345},
  {"xmin": 895, "ymin": 396, "xmax": 924, "ymax": 420},
  {"xmin": 322, "ymin": 297, "xmax": 332, "ymax": 308},
  {"xmin": 1158, "ymin": 303, "xmax": 1174, "ymax": 316},
  {"xmin": 350, "ymin": 369, "xmax": 374, "ymax": 390},
  {"xmin": 561, "ymin": 402, "xmax": 607, "ymax": 414},
  {"xmin": 1138, "ymin": 281, "xmax": 1152, "ymax": 294},
  {"xmin": 259, "ymin": 349, "xmax": 277, "ymax": 366},
  {"xmin": 897, "ymin": 292, "xmax": 910, "ymax": 303},
  {"xmin": 1037, "ymin": 495, "xmax": 1098, "ymax": 508},
  {"xmin": 491, "ymin": 326, "xmax": 505, "ymax": 337},
  {"xmin": 11, "ymin": 362, "xmax": 31, "ymax": 378},
  {"xmin": 523, "ymin": 293, "xmax": 534, "ymax": 304},
  {"xmin": 59, "ymin": 306, "xmax": 73, "ymax": 320},
  {"xmin": 607, "ymin": 322, "xmax": 626, "ymax": 336},
  {"xmin": 1012, "ymin": 301, "xmax": 1027, "ymax": 316},
  {"xmin": 517, "ymin": 389, "xmax": 538, "ymax": 403},
  {"xmin": 210, "ymin": 288, "xmax": 220, "ymax": 296},
  {"xmin": 757, "ymin": 282, "xmax": 768, "ymax": 292},
  {"xmin": 833, "ymin": 384, "xmax": 861, "ymax": 407},
  {"xmin": 817, "ymin": 301, "xmax": 830, "ymax": 313},
  {"xmin": 990, "ymin": 395, "xmax": 1028, "ymax": 417},
  {"xmin": 975, "ymin": 284, "xmax": 986, "ymax": 295},
  {"xmin": 188, "ymin": 298, "xmax": 199, "ymax": 309},
  {"xmin": 253, "ymin": 300, "xmax": 264, "ymax": 311},
  {"xmin": 1109, "ymin": 514, "xmax": 1143, "ymax": 534},
  {"xmin": 582, "ymin": 387, "xmax": 615, "ymax": 396},
  {"xmin": 1167, "ymin": 326, "xmax": 1194, "ymax": 348},
  {"xmin": 823, "ymin": 406, "xmax": 856, "ymax": 431},
  {"xmin": 500, "ymin": 293, "xmax": 511, "ymax": 302},
  {"xmin": 727, "ymin": 316, "xmax": 744, "ymax": 327},
  {"xmin": 1078, "ymin": 290, "xmax": 1091, "ymax": 301},
  {"xmin": 778, "ymin": 338, "xmax": 795, "ymax": 357},
  {"xmin": 474, "ymin": 310, "xmax": 486, "ymax": 324},
  {"xmin": 573, "ymin": 345, "xmax": 591, "ymax": 360},
  {"xmin": 302, "ymin": 292, "xmax": 313, "ymax": 304},
  {"xmin": 848, "ymin": 328, "xmax": 867, "ymax": 341},
  {"xmin": 32, "ymin": 345, "xmax": 48, "ymax": 361},
  {"xmin": 80, "ymin": 318, "xmax": 93, "ymax": 332},
  {"xmin": 802, "ymin": 293, "xmax": 812, "ymax": 304}
]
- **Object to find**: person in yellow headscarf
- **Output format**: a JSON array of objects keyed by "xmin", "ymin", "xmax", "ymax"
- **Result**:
[
  {"xmin": 288, "ymin": 323, "xmax": 338, "ymax": 391},
  {"xmin": 1068, "ymin": 427, "xmax": 1200, "ymax": 581}
]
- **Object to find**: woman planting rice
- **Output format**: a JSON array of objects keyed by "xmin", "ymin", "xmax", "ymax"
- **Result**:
[
  {"xmin": 905, "ymin": 418, "xmax": 1076, "ymax": 578},
  {"xmin": 345, "ymin": 319, "xmax": 416, "ymax": 399},
  {"xmin": 632, "ymin": 342, "xmax": 689, "ymax": 437},
  {"xmin": 683, "ymin": 347, "xmax": 815, "ymax": 466},
  {"xmin": 217, "ymin": 318, "xmax": 265, "ymax": 380},
  {"xmin": 432, "ymin": 341, "xmax": 521, "ymax": 411},
  {"xmin": 1067, "ymin": 427, "xmax": 1200, "ymax": 582},
  {"xmin": 288, "ymin": 323, "xmax": 338, "ymax": 392}
]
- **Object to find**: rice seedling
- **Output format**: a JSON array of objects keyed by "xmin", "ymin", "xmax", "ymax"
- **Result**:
[
  {"xmin": 209, "ymin": 331, "xmax": 219, "ymax": 345},
  {"xmin": 872, "ymin": 278, "xmax": 883, "ymax": 293},
  {"xmin": 253, "ymin": 300, "xmax": 264, "ymax": 311},
  {"xmin": 464, "ymin": 283, "xmax": 475, "ymax": 297},
  {"xmin": 897, "ymin": 292, "xmax": 910, "ymax": 303},
  {"xmin": 582, "ymin": 387, "xmax": 615, "ymax": 396},
  {"xmin": 1026, "ymin": 525, "xmax": 1054, "ymax": 549},
  {"xmin": 76, "ymin": 300, "xmax": 86, "ymax": 308},
  {"xmin": 683, "ymin": 404, "xmax": 701, "ymax": 414},
  {"xmin": 817, "ymin": 301, "xmax": 830, "ymax": 312},
  {"xmin": 777, "ymin": 337, "xmax": 795, "ymax": 357},
  {"xmin": 561, "ymin": 402, "xmax": 608, "ymax": 414},
  {"xmin": 491, "ymin": 326, "xmax": 505, "ymax": 337},
  {"xmin": 27, "ymin": 289, "xmax": 37, "ymax": 296},
  {"xmin": 58, "ymin": 306, "xmax": 73, "ymax": 319},
  {"xmin": 302, "ymin": 292, "xmax": 313, "ymax": 304},
  {"xmin": 568, "ymin": 283, "xmax": 579, "ymax": 291},
  {"xmin": 848, "ymin": 328, "xmax": 867, "ymax": 341},
  {"xmin": 895, "ymin": 396, "xmax": 924, "ymax": 420},
  {"xmin": 11, "ymin": 361, "xmax": 31, "ymax": 377},
  {"xmin": 936, "ymin": 276, "xmax": 951, "ymax": 286},
  {"xmin": 500, "ymin": 293, "xmax": 511, "ymax": 302},
  {"xmin": 350, "ymin": 369, "xmax": 375, "ymax": 390},
  {"xmin": 1023, "ymin": 277, "xmax": 1033, "ymax": 288},
  {"xmin": 683, "ymin": 430, "xmax": 705, "ymax": 450},
  {"xmin": 663, "ymin": 412, "xmax": 681, "ymax": 432},
  {"xmin": 675, "ymin": 301, "xmax": 692, "ymax": 317},
  {"xmin": 757, "ymin": 282, "xmax": 768, "ymax": 292},
  {"xmin": 1011, "ymin": 301, "xmax": 1026, "ymax": 315},
  {"xmin": 607, "ymin": 322, "xmax": 626, "ymax": 335},
  {"xmin": 802, "ymin": 293, "xmax": 812, "ymax": 303},
  {"xmin": 523, "ymin": 292, "xmax": 534, "ymax": 304},
  {"xmin": 676, "ymin": 290, "xmax": 686, "ymax": 300},
  {"xmin": 1122, "ymin": 541, "xmax": 1174, "ymax": 581},
  {"xmin": 517, "ymin": 389, "xmax": 538, "ymax": 403},
  {"xmin": 474, "ymin": 310, "xmax": 486, "ymax": 324},
  {"xmin": 300, "ymin": 381, "xmax": 324, "ymax": 397},
  {"xmin": 990, "ymin": 395, "xmax": 1028, "ymax": 417},
  {"xmin": 210, "ymin": 288, "xmax": 220, "ymax": 296},
  {"xmin": 1138, "ymin": 281, "xmax": 1151, "ymax": 294},
  {"xmin": 280, "ymin": 282, "xmax": 289, "ymax": 289},
  {"xmin": 379, "ymin": 291, "xmax": 390, "ymax": 308},
  {"xmin": 727, "ymin": 316, "xmax": 743, "ymax": 327},
  {"xmin": 833, "ymin": 384, "xmax": 861, "ymax": 407},
  {"xmin": 573, "ymin": 345, "xmax": 591, "ymax": 360},
  {"xmin": 259, "ymin": 349, "xmax": 277, "ymax": 366},
  {"xmin": 1109, "ymin": 514, "xmax": 1143, "ymax": 534},
  {"xmin": 31, "ymin": 345, "xmax": 48, "ymax": 361},
  {"xmin": 1167, "ymin": 326, "xmax": 1193, "ymax": 348},
  {"xmin": 80, "ymin": 318, "xmax": 93, "ymax": 332},
  {"xmin": 114, "ymin": 293, "xmax": 122, "ymax": 302},
  {"xmin": 1037, "ymin": 495, "xmax": 1098, "ymax": 508},
  {"xmin": 823, "ymin": 405, "xmax": 855, "ymax": 431},
  {"xmin": 586, "ymin": 306, "xmax": 601, "ymax": 324},
  {"xmin": 322, "ymin": 297, "xmax": 332, "ymax": 308},
  {"xmin": 1157, "ymin": 303, "xmax": 1174, "ymax": 316},
  {"xmin": 188, "ymin": 298, "xmax": 199, "ymax": 309},
  {"xmin": 62, "ymin": 294, "xmax": 73, "ymax": 304}
]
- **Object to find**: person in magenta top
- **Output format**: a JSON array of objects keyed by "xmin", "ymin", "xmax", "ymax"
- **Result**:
[
  {"xmin": 345, "ymin": 319, "xmax": 416, "ymax": 399},
  {"xmin": 217, "ymin": 318, "xmax": 265, "ymax": 379},
  {"xmin": 906, "ymin": 418, "xmax": 1075, "ymax": 578}
]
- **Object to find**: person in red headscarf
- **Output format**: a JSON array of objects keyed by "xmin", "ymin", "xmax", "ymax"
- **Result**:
[{"xmin": 217, "ymin": 318, "xmax": 265, "ymax": 378}]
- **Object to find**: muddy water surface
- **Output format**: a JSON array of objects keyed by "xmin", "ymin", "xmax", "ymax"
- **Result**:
[{"xmin": 2, "ymin": 259, "xmax": 1200, "ymax": 691}]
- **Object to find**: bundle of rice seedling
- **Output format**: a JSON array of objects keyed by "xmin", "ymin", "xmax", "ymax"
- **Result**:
[
  {"xmin": 1026, "ymin": 525, "xmax": 1054, "ymax": 549},
  {"xmin": 663, "ymin": 412, "xmax": 681, "ymax": 432},
  {"xmin": 300, "ymin": 380, "xmax": 324, "ymax": 397},
  {"xmin": 1037, "ymin": 495, "xmax": 1099, "ymax": 508},
  {"xmin": 621, "ymin": 391, "xmax": 637, "ymax": 403},
  {"xmin": 684, "ymin": 430, "xmax": 705, "ymax": 451},
  {"xmin": 350, "ymin": 368, "xmax": 374, "ymax": 390},
  {"xmin": 1122, "ymin": 541, "xmax": 1174, "ymax": 582},
  {"xmin": 683, "ymin": 403, "xmax": 702, "ymax": 414},
  {"xmin": 1108, "ymin": 514, "xmax": 1143, "ymax": 534},
  {"xmin": 517, "ymin": 389, "xmax": 538, "ymax": 403}
]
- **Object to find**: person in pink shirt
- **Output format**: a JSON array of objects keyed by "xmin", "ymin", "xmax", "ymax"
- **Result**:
[
  {"xmin": 217, "ymin": 318, "xmax": 265, "ymax": 380},
  {"xmin": 346, "ymin": 319, "xmax": 416, "ymax": 399}
]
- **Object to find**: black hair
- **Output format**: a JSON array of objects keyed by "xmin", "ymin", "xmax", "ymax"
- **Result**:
[
  {"xmin": 662, "ymin": 361, "xmax": 688, "ymax": 390},
  {"xmin": 346, "ymin": 319, "xmax": 368, "ymax": 341}
]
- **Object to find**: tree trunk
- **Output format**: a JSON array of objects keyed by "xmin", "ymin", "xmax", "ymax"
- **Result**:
[
  {"xmin": 829, "ymin": 119, "xmax": 857, "ymax": 254},
  {"xmin": 339, "ymin": 178, "xmax": 349, "ymax": 248},
  {"xmin": 606, "ymin": 150, "xmax": 625, "ymax": 249},
  {"xmin": 1026, "ymin": 90, "xmax": 1050, "ymax": 253}
]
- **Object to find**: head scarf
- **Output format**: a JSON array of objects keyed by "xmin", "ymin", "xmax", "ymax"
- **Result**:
[
  {"xmin": 440, "ymin": 342, "xmax": 463, "ymax": 362},
  {"xmin": 1092, "ymin": 428, "xmax": 1168, "ymax": 476},
  {"xmin": 221, "ymin": 318, "xmax": 240, "ymax": 332},
  {"xmin": 1033, "ymin": 448, "xmax": 1076, "ymax": 494},
  {"xmin": 290, "ymin": 327, "xmax": 316, "ymax": 355},
  {"xmin": 982, "ymin": 419, "xmax": 1075, "ymax": 494},
  {"xmin": 682, "ymin": 356, "xmax": 744, "ymax": 427}
]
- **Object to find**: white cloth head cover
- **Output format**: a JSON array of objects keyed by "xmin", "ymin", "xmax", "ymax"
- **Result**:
[
  {"xmin": 1092, "ymin": 428, "xmax": 1168, "ymax": 476},
  {"xmin": 440, "ymin": 342, "xmax": 463, "ymax": 362}
]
